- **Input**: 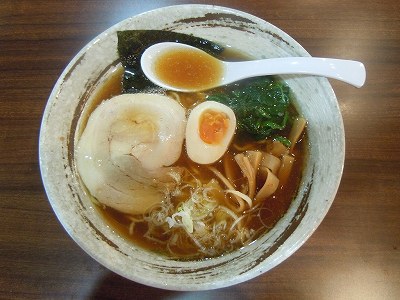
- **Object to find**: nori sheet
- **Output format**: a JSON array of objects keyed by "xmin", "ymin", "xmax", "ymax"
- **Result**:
[{"xmin": 117, "ymin": 30, "xmax": 224, "ymax": 93}]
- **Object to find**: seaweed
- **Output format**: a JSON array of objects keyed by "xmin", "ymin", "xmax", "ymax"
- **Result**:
[{"xmin": 117, "ymin": 30, "xmax": 224, "ymax": 93}]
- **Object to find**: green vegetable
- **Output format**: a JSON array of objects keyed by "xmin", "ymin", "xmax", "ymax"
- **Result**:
[
  {"xmin": 207, "ymin": 77, "xmax": 292, "ymax": 141},
  {"xmin": 117, "ymin": 30, "xmax": 224, "ymax": 93}
]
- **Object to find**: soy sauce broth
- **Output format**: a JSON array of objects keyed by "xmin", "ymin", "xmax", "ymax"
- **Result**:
[
  {"xmin": 83, "ymin": 48, "xmax": 307, "ymax": 259},
  {"xmin": 154, "ymin": 48, "xmax": 223, "ymax": 90}
]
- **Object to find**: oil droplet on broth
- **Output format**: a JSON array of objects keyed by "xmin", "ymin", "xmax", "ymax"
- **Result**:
[{"xmin": 154, "ymin": 48, "xmax": 223, "ymax": 90}]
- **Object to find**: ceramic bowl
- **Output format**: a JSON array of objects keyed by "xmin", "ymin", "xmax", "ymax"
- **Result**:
[{"xmin": 39, "ymin": 5, "xmax": 344, "ymax": 290}]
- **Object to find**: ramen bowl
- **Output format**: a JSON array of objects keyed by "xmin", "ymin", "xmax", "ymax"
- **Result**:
[{"xmin": 39, "ymin": 5, "xmax": 344, "ymax": 290}]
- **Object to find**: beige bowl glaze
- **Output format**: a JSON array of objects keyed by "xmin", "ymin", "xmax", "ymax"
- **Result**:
[{"xmin": 39, "ymin": 5, "xmax": 344, "ymax": 291}]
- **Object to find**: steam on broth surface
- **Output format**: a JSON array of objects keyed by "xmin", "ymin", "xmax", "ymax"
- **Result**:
[{"xmin": 76, "ymin": 35, "xmax": 307, "ymax": 260}]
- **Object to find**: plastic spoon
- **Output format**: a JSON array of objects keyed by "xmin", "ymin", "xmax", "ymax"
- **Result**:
[{"xmin": 141, "ymin": 42, "xmax": 366, "ymax": 92}]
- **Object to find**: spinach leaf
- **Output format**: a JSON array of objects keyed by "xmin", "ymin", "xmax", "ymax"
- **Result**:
[
  {"xmin": 207, "ymin": 77, "xmax": 292, "ymax": 140},
  {"xmin": 117, "ymin": 30, "xmax": 224, "ymax": 93}
]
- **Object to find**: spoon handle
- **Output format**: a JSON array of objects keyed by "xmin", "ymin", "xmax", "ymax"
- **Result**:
[{"xmin": 224, "ymin": 57, "xmax": 366, "ymax": 88}]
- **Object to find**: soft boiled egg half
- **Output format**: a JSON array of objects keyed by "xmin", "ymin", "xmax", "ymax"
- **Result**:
[{"xmin": 186, "ymin": 101, "xmax": 236, "ymax": 164}]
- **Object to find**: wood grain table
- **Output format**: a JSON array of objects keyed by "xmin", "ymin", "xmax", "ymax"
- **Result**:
[{"xmin": 1, "ymin": 1, "xmax": 399, "ymax": 299}]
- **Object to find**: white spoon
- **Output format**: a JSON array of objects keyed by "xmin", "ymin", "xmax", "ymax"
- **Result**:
[{"xmin": 141, "ymin": 42, "xmax": 366, "ymax": 92}]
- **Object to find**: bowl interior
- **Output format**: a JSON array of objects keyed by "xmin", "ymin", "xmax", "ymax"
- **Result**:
[{"xmin": 39, "ymin": 4, "xmax": 344, "ymax": 291}]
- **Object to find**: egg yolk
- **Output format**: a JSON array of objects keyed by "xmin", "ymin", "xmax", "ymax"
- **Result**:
[{"xmin": 199, "ymin": 110, "xmax": 229, "ymax": 145}]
